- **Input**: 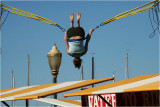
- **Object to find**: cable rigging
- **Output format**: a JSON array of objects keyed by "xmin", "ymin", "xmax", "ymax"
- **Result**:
[
  {"xmin": 1, "ymin": 11, "xmax": 9, "ymax": 29},
  {"xmin": 0, "ymin": 4, "xmax": 10, "ymax": 30},
  {"xmin": 0, "ymin": 6, "xmax": 9, "ymax": 54},
  {"xmin": 148, "ymin": 2, "xmax": 159, "ymax": 38}
]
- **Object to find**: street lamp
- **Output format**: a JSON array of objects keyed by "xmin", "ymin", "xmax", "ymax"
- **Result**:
[
  {"xmin": 47, "ymin": 43, "xmax": 62, "ymax": 79},
  {"xmin": 47, "ymin": 43, "xmax": 62, "ymax": 105}
]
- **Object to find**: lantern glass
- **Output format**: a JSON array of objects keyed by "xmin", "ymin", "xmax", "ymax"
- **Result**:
[
  {"xmin": 47, "ymin": 43, "xmax": 62, "ymax": 78},
  {"xmin": 48, "ymin": 54, "xmax": 62, "ymax": 72}
]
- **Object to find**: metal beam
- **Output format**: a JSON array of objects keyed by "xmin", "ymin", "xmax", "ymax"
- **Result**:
[
  {"xmin": 98, "ymin": 94, "xmax": 113, "ymax": 107},
  {"xmin": 2, "ymin": 101, "xmax": 10, "ymax": 107},
  {"xmin": 26, "ymin": 100, "xmax": 29, "ymax": 107}
]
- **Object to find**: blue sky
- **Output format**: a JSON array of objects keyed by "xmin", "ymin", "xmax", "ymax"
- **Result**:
[{"xmin": 1, "ymin": 1, "xmax": 159, "ymax": 106}]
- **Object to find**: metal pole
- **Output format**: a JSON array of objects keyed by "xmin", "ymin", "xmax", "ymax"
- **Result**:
[
  {"xmin": 92, "ymin": 57, "xmax": 94, "ymax": 87},
  {"xmin": 12, "ymin": 71, "xmax": 15, "ymax": 107},
  {"xmin": 26, "ymin": 54, "xmax": 29, "ymax": 107},
  {"xmin": 26, "ymin": 100, "xmax": 29, "ymax": 107},
  {"xmin": 126, "ymin": 53, "xmax": 129, "ymax": 79},
  {"xmin": 113, "ymin": 73, "xmax": 115, "ymax": 83},
  {"xmin": 28, "ymin": 54, "xmax": 30, "ymax": 86},
  {"xmin": 53, "ymin": 77, "xmax": 57, "ymax": 107},
  {"xmin": 81, "ymin": 65, "xmax": 83, "ymax": 81},
  {"xmin": 53, "ymin": 78, "xmax": 57, "ymax": 99}
]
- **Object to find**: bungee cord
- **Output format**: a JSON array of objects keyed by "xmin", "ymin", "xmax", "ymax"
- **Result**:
[
  {"xmin": 0, "ymin": 0, "xmax": 159, "ymax": 34},
  {"xmin": 94, "ymin": 0, "xmax": 160, "ymax": 30},
  {"xmin": 0, "ymin": 3, "xmax": 66, "ymax": 32}
]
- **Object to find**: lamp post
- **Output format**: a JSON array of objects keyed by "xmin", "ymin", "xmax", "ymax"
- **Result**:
[{"xmin": 47, "ymin": 43, "xmax": 62, "ymax": 107}]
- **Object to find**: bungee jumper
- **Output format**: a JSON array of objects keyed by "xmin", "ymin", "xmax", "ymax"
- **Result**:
[{"xmin": 64, "ymin": 12, "xmax": 94, "ymax": 69}]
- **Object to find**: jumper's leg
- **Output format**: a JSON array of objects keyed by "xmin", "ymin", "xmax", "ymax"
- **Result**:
[
  {"xmin": 70, "ymin": 13, "xmax": 74, "ymax": 28},
  {"xmin": 77, "ymin": 12, "xmax": 81, "ymax": 27}
]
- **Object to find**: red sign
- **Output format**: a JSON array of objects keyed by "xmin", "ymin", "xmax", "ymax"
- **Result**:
[
  {"xmin": 116, "ymin": 91, "xmax": 159, "ymax": 106},
  {"xmin": 88, "ymin": 94, "xmax": 116, "ymax": 107},
  {"xmin": 82, "ymin": 91, "xmax": 159, "ymax": 106}
]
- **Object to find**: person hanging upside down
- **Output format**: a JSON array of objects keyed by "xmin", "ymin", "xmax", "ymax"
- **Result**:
[{"xmin": 64, "ymin": 12, "xmax": 94, "ymax": 69}]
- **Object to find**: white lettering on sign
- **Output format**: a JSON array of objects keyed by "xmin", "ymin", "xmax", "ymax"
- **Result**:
[{"xmin": 88, "ymin": 94, "xmax": 116, "ymax": 107}]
